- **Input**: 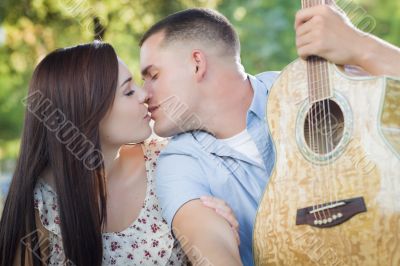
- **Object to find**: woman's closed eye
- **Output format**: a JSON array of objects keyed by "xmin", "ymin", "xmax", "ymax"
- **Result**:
[{"xmin": 125, "ymin": 89, "xmax": 135, "ymax": 96}]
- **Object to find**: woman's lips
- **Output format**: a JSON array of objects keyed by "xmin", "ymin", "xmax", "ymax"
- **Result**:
[{"xmin": 143, "ymin": 114, "xmax": 151, "ymax": 121}]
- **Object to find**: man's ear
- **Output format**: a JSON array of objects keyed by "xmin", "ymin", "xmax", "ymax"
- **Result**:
[{"xmin": 192, "ymin": 50, "xmax": 207, "ymax": 81}]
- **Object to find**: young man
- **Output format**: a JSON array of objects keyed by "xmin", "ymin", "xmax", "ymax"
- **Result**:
[{"xmin": 139, "ymin": 6, "xmax": 400, "ymax": 266}]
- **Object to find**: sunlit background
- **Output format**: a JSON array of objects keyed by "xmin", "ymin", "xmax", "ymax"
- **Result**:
[{"xmin": 1, "ymin": 0, "xmax": 399, "ymax": 212}]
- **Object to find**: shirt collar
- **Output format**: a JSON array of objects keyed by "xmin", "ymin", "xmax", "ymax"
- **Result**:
[{"xmin": 247, "ymin": 74, "xmax": 268, "ymax": 120}]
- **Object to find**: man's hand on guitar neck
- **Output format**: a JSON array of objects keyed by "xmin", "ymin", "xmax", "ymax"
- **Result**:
[{"xmin": 295, "ymin": 4, "xmax": 400, "ymax": 77}]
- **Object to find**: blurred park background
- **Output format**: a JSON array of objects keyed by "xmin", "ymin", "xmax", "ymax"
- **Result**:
[{"xmin": 0, "ymin": 0, "xmax": 399, "ymax": 211}]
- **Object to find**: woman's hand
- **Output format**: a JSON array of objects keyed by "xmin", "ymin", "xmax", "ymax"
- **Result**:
[{"xmin": 200, "ymin": 195, "xmax": 240, "ymax": 246}]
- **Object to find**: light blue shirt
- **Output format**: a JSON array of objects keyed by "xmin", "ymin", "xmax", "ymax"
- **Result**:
[{"xmin": 156, "ymin": 72, "xmax": 279, "ymax": 266}]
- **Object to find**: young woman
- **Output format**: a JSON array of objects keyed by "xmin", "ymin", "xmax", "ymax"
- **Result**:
[{"xmin": 0, "ymin": 42, "xmax": 239, "ymax": 265}]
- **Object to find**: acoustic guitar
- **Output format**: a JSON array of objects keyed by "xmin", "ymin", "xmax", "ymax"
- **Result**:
[{"xmin": 253, "ymin": 0, "xmax": 400, "ymax": 265}]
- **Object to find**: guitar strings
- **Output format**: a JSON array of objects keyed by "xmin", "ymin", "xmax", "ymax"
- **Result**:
[
  {"xmin": 323, "ymin": 52, "xmax": 339, "ymax": 206},
  {"xmin": 312, "ymin": 56, "xmax": 329, "ymax": 222},
  {"xmin": 303, "ymin": 0, "xmax": 318, "ymax": 222},
  {"xmin": 317, "ymin": 55, "xmax": 333, "ymax": 220},
  {"xmin": 308, "ymin": 0, "xmax": 332, "ymax": 222},
  {"xmin": 301, "ymin": 0, "xmax": 341, "ymax": 226},
  {"xmin": 304, "ymin": 0, "xmax": 323, "ymax": 223},
  {"xmin": 316, "ymin": 0, "xmax": 339, "ymax": 220},
  {"xmin": 314, "ymin": 0, "xmax": 332, "ymax": 222},
  {"xmin": 312, "ymin": 4, "xmax": 339, "ymax": 207}
]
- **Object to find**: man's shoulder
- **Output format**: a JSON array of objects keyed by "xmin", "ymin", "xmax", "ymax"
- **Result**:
[
  {"xmin": 160, "ymin": 131, "xmax": 203, "ymax": 157},
  {"xmin": 155, "ymin": 132, "xmax": 210, "ymax": 184},
  {"xmin": 255, "ymin": 71, "xmax": 280, "ymax": 90}
]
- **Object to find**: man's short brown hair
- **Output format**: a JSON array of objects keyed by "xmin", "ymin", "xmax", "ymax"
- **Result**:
[{"xmin": 139, "ymin": 8, "xmax": 240, "ymax": 56}]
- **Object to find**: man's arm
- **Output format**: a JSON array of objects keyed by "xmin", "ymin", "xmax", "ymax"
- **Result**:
[
  {"xmin": 295, "ymin": 5, "xmax": 400, "ymax": 76},
  {"xmin": 173, "ymin": 199, "xmax": 242, "ymax": 266},
  {"xmin": 155, "ymin": 148, "xmax": 243, "ymax": 266}
]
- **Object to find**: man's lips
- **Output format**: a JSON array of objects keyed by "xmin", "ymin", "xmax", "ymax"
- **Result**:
[
  {"xmin": 148, "ymin": 105, "xmax": 159, "ymax": 113},
  {"xmin": 148, "ymin": 105, "xmax": 160, "ymax": 120}
]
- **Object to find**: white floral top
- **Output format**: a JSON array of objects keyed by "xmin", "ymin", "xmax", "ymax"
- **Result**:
[{"xmin": 33, "ymin": 139, "xmax": 189, "ymax": 265}]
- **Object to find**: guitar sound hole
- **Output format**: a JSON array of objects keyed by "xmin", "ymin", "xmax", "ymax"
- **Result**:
[{"xmin": 304, "ymin": 99, "xmax": 344, "ymax": 155}]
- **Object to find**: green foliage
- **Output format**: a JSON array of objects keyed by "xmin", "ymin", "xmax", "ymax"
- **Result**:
[
  {"xmin": 0, "ymin": 0, "xmax": 399, "ymax": 162},
  {"xmin": 217, "ymin": 0, "xmax": 301, "ymax": 73}
]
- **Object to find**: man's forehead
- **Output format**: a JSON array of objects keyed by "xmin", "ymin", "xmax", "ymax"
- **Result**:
[
  {"xmin": 140, "ymin": 32, "xmax": 165, "ymax": 67},
  {"xmin": 141, "ymin": 31, "xmax": 165, "ymax": 54}
]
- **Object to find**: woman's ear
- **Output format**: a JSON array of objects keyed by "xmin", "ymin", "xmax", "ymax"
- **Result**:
[{"xmin": 192, "ymin": 50, "xmax": 207, "ymax": 81}]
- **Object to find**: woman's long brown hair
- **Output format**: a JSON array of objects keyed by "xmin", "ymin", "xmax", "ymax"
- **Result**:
[{"xmin": 0, "ymin": 42, "xmax": 119, "ymax": 265}]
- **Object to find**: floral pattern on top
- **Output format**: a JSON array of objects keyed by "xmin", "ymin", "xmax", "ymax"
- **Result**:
[{"xmin": 33, "ymin": 138, "xmax": 188, "ymax": 265}]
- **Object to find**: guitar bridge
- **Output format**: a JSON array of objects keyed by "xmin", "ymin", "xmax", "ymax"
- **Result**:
[{"xmin": 296, "ymin": 197, "xmax": 367, "ymax": 228}]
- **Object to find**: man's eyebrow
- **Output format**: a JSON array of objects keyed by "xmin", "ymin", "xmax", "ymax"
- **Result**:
[
  {"xmin": 141, "ymin": 65, "xmax": 153, "ymax": 77},
  {"xmin": 119, "ymin": 77, "xmax": 132, "ymax": 88}
]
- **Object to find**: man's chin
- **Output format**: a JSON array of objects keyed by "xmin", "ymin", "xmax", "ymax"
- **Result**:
[{"xmin": 153, "ymin": 122, "xmax": 183, "ymax": 138}]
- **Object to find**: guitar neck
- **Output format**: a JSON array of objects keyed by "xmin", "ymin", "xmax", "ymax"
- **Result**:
[
  {"xmin": 301, "ymin": 0, "xmax": 333, "ymax": 102},
  {"xmin": 301, "ymin": 0, "xmax": 332, "ymax": 8}
]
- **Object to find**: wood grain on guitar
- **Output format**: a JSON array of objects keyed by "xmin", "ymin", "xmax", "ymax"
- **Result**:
[{"xmin": 253, "ymin": 0, "xmax": 400, "ymax": 265}]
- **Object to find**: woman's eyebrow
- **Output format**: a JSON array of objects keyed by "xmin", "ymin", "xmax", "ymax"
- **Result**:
[{"xmin": 119, "ymin": 77, "xmax": 132, "ymax": 88}]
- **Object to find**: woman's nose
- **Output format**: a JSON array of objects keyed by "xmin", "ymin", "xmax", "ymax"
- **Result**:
[{"xmin": 137, "ymin": 87, "xmax": 151, "ymax": 104}]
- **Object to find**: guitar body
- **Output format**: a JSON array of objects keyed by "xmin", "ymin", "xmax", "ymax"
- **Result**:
[{"xmin": 253, "ymin": 58, "xmax": 400, "ymax": 266}]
